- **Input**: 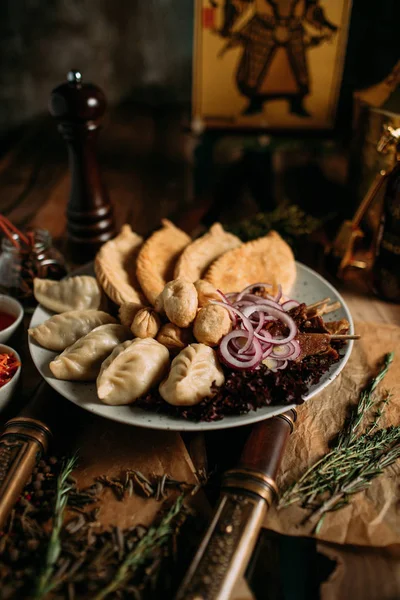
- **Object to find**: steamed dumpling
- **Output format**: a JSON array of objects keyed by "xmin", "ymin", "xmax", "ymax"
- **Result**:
[
  {"xmin": 49, "ymin": 324, "xmax": 130, "ymax": 381},
  {"xmin": 97, "ymin": 338, "xmax": 170, "ymax": 405},
  {"xmin": 34, "ymin": 276, "xmax": 101, "ymax": 313},
  {"xmin": 159, "ymin": 343, "xmax": 224, "ymax": 406},
  {"xmin": 28, "ymin": 310, "xmax": 117, "ymax": 351}
]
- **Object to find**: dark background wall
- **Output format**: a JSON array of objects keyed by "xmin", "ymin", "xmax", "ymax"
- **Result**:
[
  {"xmin": 0, "ymin": 0, "xmax": 398, "ymax": 139},
  {"xmin": 0, "ymin": 0, "xmax": 193, "ymax": 135}
]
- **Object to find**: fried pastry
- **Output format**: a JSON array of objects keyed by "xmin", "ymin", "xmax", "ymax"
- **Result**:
[
  {"xmin": 156, "ymin": 323, "xmax": 194, "ymax": 353},
  {"xmin": 174, "ymin": 223, "xmax": 241, "ymax": 282},
  {"xmin": 194, "ymin": 280, "xmax": 221, "ymax": 307},
  {"xmin": 136, "ymin": 219, "xmax": 191, "ymax": 305},
  {"xmin": 204, "ymin": 230, "xmax": 296, "ymax": 295},
  {"xmin": 160, "ymin": 279, "xmax": 198, "ymax": 328},
  {"xmin": 118, "ymin": 302, "xmax": 143, "ymax": 328},
  {"xmin": 193, "ymin": 304, "xmax": 232, "ymax": 346},
  {"xmin": 130, "ymin": 307, "xmax": 161, "ymax": 338},
  {"xmin": 94, "ymin": 225, "xmax": 146, "ymax": 306}
]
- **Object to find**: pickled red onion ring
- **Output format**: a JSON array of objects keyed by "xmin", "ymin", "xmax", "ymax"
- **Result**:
[
  {"xmin": 281, "ymin": 299, "xmax": 300, "ymax": 311},
  {"xmin": 219, "ymin": 330, "xmax": 262, "ymax": 370},
  {"xmin": 215, "ymin": 283, "xmax": 300, "ymax": 372},
  {"xmin": 235, "ymin": 283, "xmax": 273, "ymax": 302}
]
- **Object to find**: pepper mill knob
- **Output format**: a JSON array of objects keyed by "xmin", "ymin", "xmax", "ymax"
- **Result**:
[{"xmin": 49, "ymin": 70, "xmax": 115, "ymax": 263}]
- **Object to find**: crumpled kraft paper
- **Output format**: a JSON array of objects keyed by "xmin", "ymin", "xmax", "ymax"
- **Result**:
[
  {"xmin": 265, "ymin": 320, "xmax": 400, "ymax": 546},
  {"xmin": 69, "ymin": 413, "xmax": 209, "ymax": 529},
  {"xmin": 318, "ymin": 541, "xmax": 400, "ymax": 600}
]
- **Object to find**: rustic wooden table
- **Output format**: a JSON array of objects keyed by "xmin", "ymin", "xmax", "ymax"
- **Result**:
[{"xmin": 0, "ymin": 107, "xmax": 399, "ymax": 600}]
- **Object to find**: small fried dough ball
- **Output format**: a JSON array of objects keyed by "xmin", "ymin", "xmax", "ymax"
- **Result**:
[
  {"xmin": 193, "ymin": 304, "xmax": 231, "ymax": 347},
  {"xmin": 161, "ymin": 279, "xmax": 198, "ymax": 328},
  {"xmin": 156, "ymin": 323, "xmax": 194, "ymax": 352},
  {"xmin": 131, "ymin": 307, "xmax": 161, "ymax": 338}
]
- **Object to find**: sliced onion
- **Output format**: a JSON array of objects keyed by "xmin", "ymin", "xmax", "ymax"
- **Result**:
[
  {"xmin": 242, "ymin": 299, "xmax": 285, "ymax": 316},
  {"xmin": 233, "ymin": 300, "xmax": 254, "ymax": 311},
  {"xmin": 210, "ymin": 301, "xmax": 254, "ymax": 334},
  {"xmin": 254, "ymin": 329, "xmax": 274, "ymax": 342},
  {"xmin": 276, "ymin": 359, "xmax": 288, "ymax": 370},
  {"xmin": 263, "ymin": 358, "xmax": 288, "ymax": 372},
  {"xmin": 270, "ymin": 343, "xmax": 295, "ymax": 359},
  {"xmin": 238, "ymin": 326, "xmax": 254, "ymax": 355},
  {"xmin": 274, "ymin": 284, "xmax": 282, "ymax": 303},
  {"xmin": 262, "ymin": 357, "xmax": 278, "ymax": 371},
  {"xmin": 262, "ymin": 344, "xmax": 273, "ymax": 359},
  {"xmin": 215, "ymin": 283, "xmax": 300, "ymax": 372},
  {"xmin": 235, "ymin": 283, "xmax": 273, "ymax": 302},
  {"xmin": 254, "ymin": 312, "xmax": 264, "ymax": 333},
  {"xmin": 219, "ymin": 331, "xmax": 262, "ymax": 370},
  {"xmin": 243, "ymin": 305, "xmax": 297, "ymax": 345},
  {"xmin": 281, "ymin": 300, "xmax": 300, "ymax": 311},
  {"xmin": 216, "ymin": 289, "xmax": 232, "ymax": 305},
  {"xmin": 288, "ymin": 339, "xmax": 301, "ymax": 360},
  {"xmin": 225, "ymin": 292, "xmax": 238, "ymax": 301}
]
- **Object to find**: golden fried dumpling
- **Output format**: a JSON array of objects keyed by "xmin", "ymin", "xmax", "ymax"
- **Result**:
[
  {"xmin": 159, "ymin": 343, "xmax": 224, "ymax": 406},
  {"xmin": 193, "ymin": 304, "xmax": 231, "ymax": 347},
  {"xmin": 34, "ymin": 276, "xmax": 101, "ymax": 314},
  {"xmin": 156, "ymin": 323, "xmax": 194, "ymax": 353},
  {"xmin": 194, "ymin": 280, "xmax": 221, "ymax": 307},
  {"xmin": 130, "ymin": 307, "xmax": 161, "ymax": 338},
  {"xmin": 94, "ymin": 225, "xmax": 146, "ymax": 306},
  {"xmin": 118, "ymin": 302, "xmax": 143, "ymax": 328},
  {"xmin": 174, "ymin": 223, "xmax": 241, "ymax": 282},
  {"xmin": 159, "ymin": 279, "xmax": 198, "ymax": 328},
  {"xmin": 204, "ymin": 231, "xmax": 296, "ymax": 295},
  {"xmin": 97, "ymin": 338, "xmax": 170, "ymax": 405},
  {"xmin": 136, "ymin": 219, "xmax": 191, "ymax": 305}
]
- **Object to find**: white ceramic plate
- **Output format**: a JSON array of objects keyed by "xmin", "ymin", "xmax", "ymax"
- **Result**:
[{"xmin": 29, "ymin": 263, "xmax": 354, "ymax": 431}]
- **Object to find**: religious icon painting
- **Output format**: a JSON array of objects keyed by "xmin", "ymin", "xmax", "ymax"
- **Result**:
[{"xmin": 193, "ymin": 0, "xmax": 352, "ymax": 130}]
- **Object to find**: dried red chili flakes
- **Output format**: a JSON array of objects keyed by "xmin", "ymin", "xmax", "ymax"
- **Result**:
[{"xmin": 0, "ymin": 352, "xmax": 20, "ymax": 388}]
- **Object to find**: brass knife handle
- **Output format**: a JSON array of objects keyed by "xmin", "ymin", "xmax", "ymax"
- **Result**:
[
  {"xmin": 0, "ymin": 417, "xmax": 52, "ymax": 529},
  {"xmin": 176, "ymin": 410, "xmax": 295, "ymax": 600}
]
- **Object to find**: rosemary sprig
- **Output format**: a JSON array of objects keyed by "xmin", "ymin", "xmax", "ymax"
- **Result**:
[
  {"xmin": 93, "ymin": 495, "xmax": 186, "ymax": 600},
  {"xmin": 278, "ymin": 353, "xmax": 399, "ymax": 533},
  {"xmin": 33, "ymin": 454, "xmax": 78, "ymax": 599},
  {"xmin": 336, "ymin": 352, "xmax": 394, "ymax": 448}
]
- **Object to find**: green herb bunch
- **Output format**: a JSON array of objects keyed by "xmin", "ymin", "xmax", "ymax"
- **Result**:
[
  {"xmin": 279, "ymin": 353, "xmax": 399, "ymax": 533},
  {"xmin": 227, "ymin": 204, "xmax": 325, "ymax": 245}
]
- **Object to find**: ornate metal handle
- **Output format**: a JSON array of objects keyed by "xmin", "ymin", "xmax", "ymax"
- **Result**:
[
  {"xmin": 0, "ymin": 417, "xmax": 52, "ymax": 529},
  {"xmin": 176, "ymin": 410, "xmax": 296, "ymax": 600}
]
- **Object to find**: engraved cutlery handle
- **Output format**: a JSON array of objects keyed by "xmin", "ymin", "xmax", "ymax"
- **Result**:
[
  {"xmin": 175, "ymin": 410, "xmax": 296, "ymax": 600},
  {"xmin": 0, "ymin": 417, "xmax": 52, "ymax": 529}
]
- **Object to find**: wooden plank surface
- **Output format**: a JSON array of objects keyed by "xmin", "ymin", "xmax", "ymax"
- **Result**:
[{"xmin": 0, "ymin": 108, "xmax": 399, "ymax": 600}]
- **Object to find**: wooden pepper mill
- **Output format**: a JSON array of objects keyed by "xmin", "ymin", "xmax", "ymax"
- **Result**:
[{"xmin": 49, "ymin": 70, "xmax": 115, "ymax": 263}]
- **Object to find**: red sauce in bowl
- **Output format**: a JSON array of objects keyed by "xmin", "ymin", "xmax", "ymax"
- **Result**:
[
  {"xmin": 0, "ymin": 311, "xmax": 16, "ymax": 332},
  {"xmin": 0, "ymin": 352, "xmax": 20, "ymax": 388}
]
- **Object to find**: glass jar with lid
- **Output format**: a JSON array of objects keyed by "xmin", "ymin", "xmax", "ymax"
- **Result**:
[{"xmin": 0, "ymin": 229, "xmax": 68, "ymax": 310}]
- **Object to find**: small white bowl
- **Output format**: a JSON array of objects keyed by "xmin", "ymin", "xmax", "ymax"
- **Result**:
[
  {"xmin": 0, "ymin": 344, "xmax": 21, "ymax": 412},
  {"xmin": 0, "ymin": 295, "xmax": 24, "ymax": 343}
]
